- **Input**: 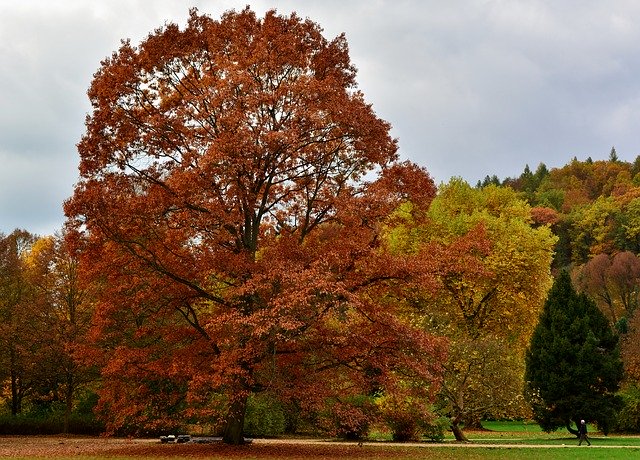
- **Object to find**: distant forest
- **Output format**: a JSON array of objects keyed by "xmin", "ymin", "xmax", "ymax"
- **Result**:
[{"xmin": 477, "ymin": 147, "xmax": 640, "ymax": 270}]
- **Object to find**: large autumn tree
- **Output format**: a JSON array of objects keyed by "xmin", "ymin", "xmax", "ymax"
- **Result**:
[
  {"xmin": 574, "ymin": 251, "xmax": 640, "ymax": 327},
  {"xmin": 391, "ymin": 180, "xmax": 557, "ymax": 441},
  {"xmin": 65, "ymin": 8, "xmax": 447, "ymax": 443}
]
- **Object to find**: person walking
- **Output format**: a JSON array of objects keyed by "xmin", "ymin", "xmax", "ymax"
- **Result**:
[{"xmin": 578, "ymin": 420, "xmax": 591, "ymax": 446}]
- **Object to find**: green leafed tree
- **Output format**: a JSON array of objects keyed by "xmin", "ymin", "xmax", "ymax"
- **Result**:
[{"xmin": 525, "ymin": 270, "xmax": 623, "ymax": 435}]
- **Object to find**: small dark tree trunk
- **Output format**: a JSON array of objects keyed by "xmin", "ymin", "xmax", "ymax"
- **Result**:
[
  {"xmin": 10, "ymin": 375, "xmax": 20, "ymax": 416},
  {"xmin": 64, "ymin": 374, "xmax": 74, "ymax": 434},
  {"xmin": 223, "ymin": 394, "xmax": 248, "ymax": 445},
  {"xmin": 10, "ymin": 348, "xmax": 21, "ymax": 416},
  {"xmin": 566, "ymin": 420, "xmax": 579, "ymax": 437},
  {"xmin": 450, "ymin": 416, "xmax": 469, "ymax": 442}
]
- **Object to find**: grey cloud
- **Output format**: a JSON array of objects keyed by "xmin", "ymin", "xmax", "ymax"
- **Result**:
[{"xmin": 3, "ymin": 0, "xmax": 640, "ymax": 234}]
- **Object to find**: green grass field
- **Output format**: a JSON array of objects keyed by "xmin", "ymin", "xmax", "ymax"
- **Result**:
[
  {"xmin": 473, "ymin": 420, "xmax": 640, "ymax": 445},
  {"xmin": 362, "ymin": 420, "xmax": 640, "ymax": 459}
]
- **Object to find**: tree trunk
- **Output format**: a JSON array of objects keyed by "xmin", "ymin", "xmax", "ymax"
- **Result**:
[
  {"xmin": 450, "ymin": 417, "xmax": 469, "ymax": 442},
  {"xmin": 566, "ymin": 420, "xmax": 579, "ymax": 437},
  {"xmin": 64, "ymin": 374, "xmax": 74, "ymax": 434},
  {"xmin": 10, "ymin": 347, "xmax": 21, "ymax": 416},
  {"xmin": 223, "ymin": 394, "xmax": 248, "ymax": 444},
  {"xmin": 10, "ymin": 374, "xmax": 20, "ymax": 416}
]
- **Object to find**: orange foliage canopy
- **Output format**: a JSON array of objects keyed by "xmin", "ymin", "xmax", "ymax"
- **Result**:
[{"xmin": 65, "ymin": 8, "xmax": 447, "ymax": 442}]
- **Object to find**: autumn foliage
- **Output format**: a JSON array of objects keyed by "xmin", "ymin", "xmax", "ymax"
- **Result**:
[
  {"xmin": 64, "ymin": 8, "xmax": 447, "ymax": 443},
  {"xmin": 6, "ymin": 5, "xmax": 640, "ymax": 441},
  {"xmin": 390, "ymin": 181, "xmax": 557, "ymax": 440}
]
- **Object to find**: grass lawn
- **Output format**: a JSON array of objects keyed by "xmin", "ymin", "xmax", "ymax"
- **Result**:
[
  {"xmin": 3, "ymin": 444, "xmax": 638, "ymax": 460},
  {"xmin": 472, "ymin": 420, "xmax": 640, "ymax": 446}
]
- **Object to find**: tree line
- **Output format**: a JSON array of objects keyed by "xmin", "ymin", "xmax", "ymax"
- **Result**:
[
  {"xmin": 0, "ymin": 7, "xmax": 638, "ymax": 444},
  {"xmin": 493, "ymin": 151, "xmax": 640, "ymax": 331}
]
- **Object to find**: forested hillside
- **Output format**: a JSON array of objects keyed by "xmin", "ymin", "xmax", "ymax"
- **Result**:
[
  {"xmin": 486, "ymin": 151, "xmax": 640, "ymax": 320},
  {"xmin": 481, "ymin": 148, "xmax": 640, "ymax": 269}
]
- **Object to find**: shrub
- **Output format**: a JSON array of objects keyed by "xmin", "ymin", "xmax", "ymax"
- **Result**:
[
  {"xmin": 381, "ymin": 402, "xmax": 422, "ymax": 441},
  {"xmin": 318, "ymin": 396, "xmax": 376, "ymax": 440},
  {"xmin": 423, "ymin": 416, "xmax": 449, "ymax": 442},
  {"xmin": 0, "ymin": 413, "xmax": 104, "ymax": 435},
  {"xmin": 243, "ymin": 394, "xmax": 287, "ymax": 437},
  {"xmin": 614, "ymin": 385, "xmax": 640, "ymax": 433},
  {"xmin": 378, "ymin": 395, "xmax": 445, "ymax": 441}
]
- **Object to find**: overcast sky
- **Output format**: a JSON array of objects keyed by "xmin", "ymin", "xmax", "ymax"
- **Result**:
[{"xmin": 2, "ymin": 0, "xmax": 640, "ymax": 235}]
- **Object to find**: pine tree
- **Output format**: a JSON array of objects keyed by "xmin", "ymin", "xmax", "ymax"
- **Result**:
[
  {"xmin": 610, "ymin": 146, "xmax": 619, "ymax": 162},
  {"xmin": 525, "ymin": 271, "xmax": 623, "ymax": 435}
]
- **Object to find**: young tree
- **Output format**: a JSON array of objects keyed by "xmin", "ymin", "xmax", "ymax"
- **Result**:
[
  {"xmin": 65, "ymin": 8, "xmax": 447, "ymax": 443},
  {"xmin": 0, "ymin": 229, "xmax": 38, "ymax": 415},
  {"xmin": 525, "ymin": 271, "xmax": 623, "ymax": 435},
  {"xmin": 24, "ymin": 233, "xmax": 96, "ymax": 433},
  {"xmin": 610, "ymin": 146, "xmax": 619, "ymax": 163},
  {"xmin": 574, "ymin": 251, "xmax": 640, "ymax": 327},
  {"xmin": 566, "ymin": 196, "xmax": 621, "ymax": 263}
]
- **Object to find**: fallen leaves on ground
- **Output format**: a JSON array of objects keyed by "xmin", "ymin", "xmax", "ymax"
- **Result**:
[{"xmin": 0, "ymin": 436, "xmax": 409, "ymax": 459}]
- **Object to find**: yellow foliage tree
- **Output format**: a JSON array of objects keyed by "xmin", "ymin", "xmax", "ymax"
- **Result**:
[
  {"xmin": 394, "ymin": 179, "xmax": 557, "ymax": 440},
  {"xmin": 24, "ymin": 233, "xmax": 95, "ymax": 433}
]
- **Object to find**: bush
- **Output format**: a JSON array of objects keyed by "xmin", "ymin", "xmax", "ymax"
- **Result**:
[
  {"xmin": 75, "ymin": 390, "xmax": 100, "ymax": 416},
  {"xmin": 614, "ymin": 385, "xmax": 640, "ymax": 433},
  {"xmin": 423, "ymin": 416, "xmax": 449, "ymax": 442},
  {"xmin": 378, "ymin": 395, "xmax": 446, "ymax": 442},
  {"xmin": 319, "ymin": 396, "xmax": 376, "ymax": 440},
  {"xmin": 0, "ymin": 413, "xmax": 104, "ymax": 435},
  {"xmin": 243, "ymin": 394, "xmax": 287, "ymax": 437},
  {"xmin": 382, "ymin": 405, "xmax": 422, "ymax": 441}
]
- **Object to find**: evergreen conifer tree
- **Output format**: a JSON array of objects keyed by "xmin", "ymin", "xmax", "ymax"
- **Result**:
[
  {"xmin": 610, "ymin": 146, "xmax": 619, "ymax": 162},
  {"xmin": 525, "ymin": 271, "xmax": 623, "ymax": 434}
]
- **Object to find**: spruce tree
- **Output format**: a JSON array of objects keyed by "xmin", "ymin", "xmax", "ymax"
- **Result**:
[
  {"xmin": 610, "ymin": 146, "xmax": 619, "ymax": 162},
  {"xmin": 525, "ymin": 270, "xmax": 623, "ymax": 434}
]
